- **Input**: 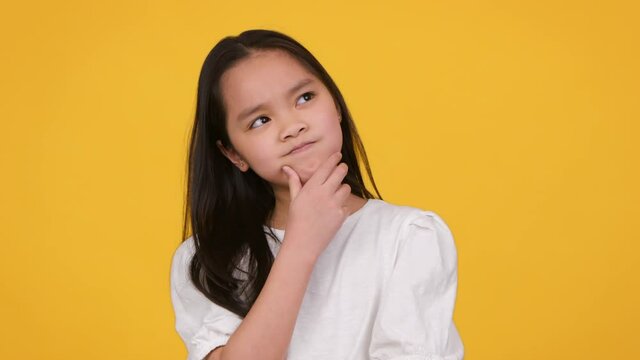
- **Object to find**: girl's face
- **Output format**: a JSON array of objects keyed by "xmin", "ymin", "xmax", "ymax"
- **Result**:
[{"xmin": 217, "ymin": 49, "xmax": 343, "ymax": 189}]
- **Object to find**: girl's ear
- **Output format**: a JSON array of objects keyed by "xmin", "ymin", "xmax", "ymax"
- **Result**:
[{"xmin": 216, "ymin": 140, "xmax": 249, "ymax": 172}]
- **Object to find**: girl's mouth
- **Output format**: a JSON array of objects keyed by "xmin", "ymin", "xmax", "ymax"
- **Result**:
[{"xmin": 288, "ymin": 141, "xmax": 315, "ymax": 155}]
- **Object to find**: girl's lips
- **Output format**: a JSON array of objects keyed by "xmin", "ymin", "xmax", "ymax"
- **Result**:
[{"xmin": 288, "ymin": 141, "xmax": 315, "ymax": 155}]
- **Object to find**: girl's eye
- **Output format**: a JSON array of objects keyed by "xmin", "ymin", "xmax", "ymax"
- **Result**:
[
  {"xmin": 296, "ymin": 91, "xmax": 315, "ymax": 105},
  {"xmin": 249, "ymin": 92, "xmax": 315, "ymax": 130},
  {"xmin": 249, "ymin": 116, "xmax": 270, "ymax": 129}
]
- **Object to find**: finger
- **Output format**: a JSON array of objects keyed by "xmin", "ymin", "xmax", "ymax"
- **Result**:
[
  {"xmin": 307, "ymin": 151, "xmax": 343, "ymax": 187},
  {"xmin": 334, "ymin": 183, "xmax": 351, "ymax": 205},
  {"xmin": 323, "ymin": 162, "xmax": 349, "ymax": 191},
  {"xmin": 282, "ymin": 166, "xmax": 301, "ymax": 200}
]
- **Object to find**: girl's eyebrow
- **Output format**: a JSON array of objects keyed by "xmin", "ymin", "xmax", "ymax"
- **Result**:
[{"xmin": 236, "ymin": 78, "xmax": 315, "ymax": 122}]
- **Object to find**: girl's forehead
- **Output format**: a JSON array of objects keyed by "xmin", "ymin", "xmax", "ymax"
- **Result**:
[
  {"xmin": 221, "ymin": 50, "xmax": 321, "ymax": 111},
  {"xmin": 222, "ymin": 50, "xmax": 315, "ymax": 91}
]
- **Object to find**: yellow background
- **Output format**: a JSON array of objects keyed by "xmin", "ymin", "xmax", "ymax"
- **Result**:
[{"xmin": 1, "ymin": 0, "xmax": 638, "ymax": 359}]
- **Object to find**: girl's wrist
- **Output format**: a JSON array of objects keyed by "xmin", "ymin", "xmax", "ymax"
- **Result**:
[{"xmin": 279, "ymin": 235, "xmax": 319, "ymax": 267}]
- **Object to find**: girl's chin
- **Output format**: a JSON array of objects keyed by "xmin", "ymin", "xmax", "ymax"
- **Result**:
[
  {"xmin": 289, "ymin": 160, "xmax": 322, "ymax": 182},
  {"xmin": 279, "ymin": 151, "xmax": 339, "ymax": 184}
]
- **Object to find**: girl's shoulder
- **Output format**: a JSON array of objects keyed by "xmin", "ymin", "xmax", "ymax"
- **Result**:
[
  {"xmin": 173, "ymin": 235, "xmax": 196, "ymax": 262},
  {"xmin": 363, "ymin": 199, "xmax": 459, "ymax": 271},
  {"xmin": 363, "ymin": 199, "xmax": 453, "ymax": 236},
  {"xmin": 170, "ymin": 236, "xmax": 196, "ymax": 286}
]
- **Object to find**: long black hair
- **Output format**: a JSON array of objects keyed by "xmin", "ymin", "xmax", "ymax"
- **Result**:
[{"xmin": 181, "ymin": 29, "xmax": 383, "ymax": 317}]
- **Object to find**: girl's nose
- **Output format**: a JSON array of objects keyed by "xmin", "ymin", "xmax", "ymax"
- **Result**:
[{"xmin": 280, "ymin": 118, "xmax": 308, "ymax": 141}]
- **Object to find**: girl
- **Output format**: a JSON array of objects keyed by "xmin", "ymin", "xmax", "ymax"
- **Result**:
[{"xmin": 170, "ymin": 29, "xmax": 464, "ymax": 360}]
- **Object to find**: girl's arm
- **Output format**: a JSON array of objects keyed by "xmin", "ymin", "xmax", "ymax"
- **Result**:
[
  {"xmin": 207, "ymin": 238, "xmax": 317, "ymax": 360},
  {"xmin": 368, "ymin": 211, "xmax": 463, "ymax": 359},
  {"xmin": 210, "ymin": 152, "xmax": 351, "ymax": 360}
]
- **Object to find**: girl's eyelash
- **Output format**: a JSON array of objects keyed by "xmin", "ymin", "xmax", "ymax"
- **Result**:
[
  {"xmin": 249, "ymin": 116, "xmax": 270, "ymax": 129},
  {"xmin": 249, "ymin": 91, "xmax": 316, "ymax": 129},
  {"xmin": 299, "ymin": 91, "xmax": 315, "ymax": 103}
]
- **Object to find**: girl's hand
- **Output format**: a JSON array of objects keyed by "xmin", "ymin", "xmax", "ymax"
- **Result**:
[{"xmin": 281, "ymin": 152, "xmax": 351, "ymax": 262}]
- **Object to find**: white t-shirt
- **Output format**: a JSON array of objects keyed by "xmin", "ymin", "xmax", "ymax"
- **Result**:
[{"xmin": 170, "ymin": 199, "xmax": 464, "ymax": 360}]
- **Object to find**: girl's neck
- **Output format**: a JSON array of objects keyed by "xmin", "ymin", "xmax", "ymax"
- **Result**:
[{"xmin": 267, "ymin": 193, "xmax": 368, "ymax": 231}]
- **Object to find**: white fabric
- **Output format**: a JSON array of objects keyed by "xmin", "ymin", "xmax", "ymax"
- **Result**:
[{"xmin": 170, "ymin": 199, "xmax": 464, "ymax": 360}]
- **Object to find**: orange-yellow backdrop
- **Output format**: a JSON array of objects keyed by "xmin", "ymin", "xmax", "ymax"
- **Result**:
[{"xmin": 1, "ymin": 0, "xmax": 638, "ymax": 359}]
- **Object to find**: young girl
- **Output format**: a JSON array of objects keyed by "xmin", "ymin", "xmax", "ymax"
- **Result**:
[{"xmin": 170, "ymin": 29, "xmax": 464, "ymax": 360}]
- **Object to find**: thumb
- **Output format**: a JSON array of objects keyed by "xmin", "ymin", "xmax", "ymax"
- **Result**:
[{"xmin": 282, "ymin": 166, "xmax": 301, "ymax": 200}]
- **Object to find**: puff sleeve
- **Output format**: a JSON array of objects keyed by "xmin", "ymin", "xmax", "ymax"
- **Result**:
[
  {"xmin": 170, "ymin": 239, "xmax": 243, "ymax": 360},
  {"xmin": 369, "ymin": 211, "xmax": 464, "ymax": 360}
]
